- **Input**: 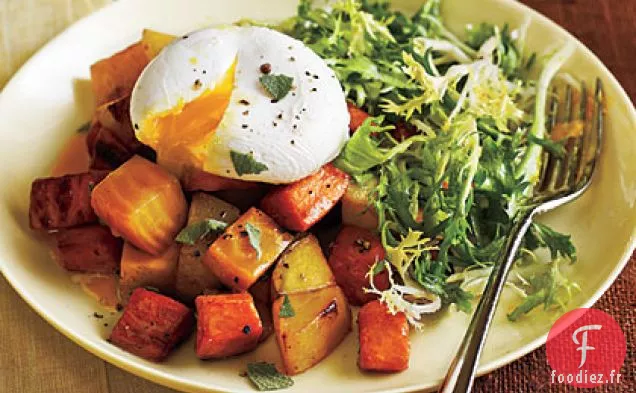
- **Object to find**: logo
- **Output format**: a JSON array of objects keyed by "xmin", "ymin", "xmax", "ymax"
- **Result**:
[{"xmin": 546, "ymin": 308, "xmax": 626, "ymax": 388}]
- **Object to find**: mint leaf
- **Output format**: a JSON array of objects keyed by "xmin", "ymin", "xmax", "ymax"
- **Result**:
[
  {"xmin": 279, "ymin": 295, "xmax": 295, "ymax": 318},
  {"xmin": 230, "ymin": 151, "xmax": 268, "ymax": 176},
  {"xmin": 259, "ymin": 74, "xmax": 294, "ymax": 101},
  {"xmin": 245, "ymin": 223, "xmax": 262, "ymax": 260},
  {"xmin": 175, "ymin": 219, "xmax": 228, "ymax": 245},
  {"xmin": 246, "ymin": 362, "xmax": 293, "ymax": 391}
]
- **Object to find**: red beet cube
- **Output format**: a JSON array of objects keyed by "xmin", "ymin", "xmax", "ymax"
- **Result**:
[
  {"xmin": 53, "ymin": 225, "xmax": 123, "ymax": 274},
  {"xmin": 328, "ymin": 226, "xmax": 390, "ymax": 306},
  {"xmin": 29, "ymin": 171, "xmax": 108, "ymax": 230},
  {"xmin": 109, "ymin": 288, "xmax": 194, "ymax": 361}
]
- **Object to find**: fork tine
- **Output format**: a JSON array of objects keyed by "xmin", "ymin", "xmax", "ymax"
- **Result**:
[
  {"xmin": 555, "ymin": 85, "xmax": 576, "ymax": 187},
  {"xmin": 566, "ymin": 82, "xmax": 587, "ymax": 186},
  {"xmin": 540, "ymin": 85, "xmax": 572, "ymax": 191},
  {"xmin": 583, "ymin": 78, "xmax": 604, "ymax": 182},
  {"xmin": 538, "ymin": 88, "xmax": 559, "ymax": 190}
]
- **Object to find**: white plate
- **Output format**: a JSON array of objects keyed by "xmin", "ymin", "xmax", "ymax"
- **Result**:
[{"xmin": 1, "ymin": 0, "xmax": 634, "ymax": 392}]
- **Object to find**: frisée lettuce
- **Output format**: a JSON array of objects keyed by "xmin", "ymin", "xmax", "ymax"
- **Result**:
[{"xmin": 276, "ymin": 0, "xmax": 579, "ymax": 326}]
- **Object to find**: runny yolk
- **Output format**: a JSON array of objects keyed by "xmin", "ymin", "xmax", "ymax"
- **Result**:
[{"xmin": 137, "ymin": 59, "xmax": 237, "ymax": 175}]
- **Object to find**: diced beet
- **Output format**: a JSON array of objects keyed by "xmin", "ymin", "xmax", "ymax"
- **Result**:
[
  {"xmin": 328, "ymin": 226, "xmax": 390, "ymax": 306},
  {"xmin": 358, "ymin": 300, "xmax": 410, "ymax": 372},
  {"xmin": 260, "ymin": 164, "xmax": 349, "ymax": 232},
  {"xmin": 109, "ymin": 288, "xmax": 194, "ymax": 362},
  {"xmin": 195, "ymin": 293, "xmax": 263, "ymax": 359},
  {"xmin": 88, "ymin": 97, "xmax": 154, "ymax": 170},
  {"xmin": 29, "ymin": 171, "xmax": 108, "ymax": 230},
  {"xmin": 53, "ymin": 225, "xmax": 123, "ymax": 274},
  {"xmin": 347, "ymin": 102, "xmax": 370, "ymax": 133}
]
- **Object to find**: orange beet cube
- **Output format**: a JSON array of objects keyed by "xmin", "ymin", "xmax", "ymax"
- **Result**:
[
  {"xmin": 260, "ymin": 164, "xmax": 349, "ymax": 232},
  {"xmin": 90, "ymin": 42, "xmax": 149, "ymax": 106},
  {"xmin": 204, "ymin": 207, "xmax": 293, "ymax": 291},
  {"xmin": 328, "ymin": 226, "xmax": 389, "ymax": 306},
  {"xmin": 358, "ymin": 300, "xmax": 409, "ymax": 372},
  {"xmin": 109, "ymin": 288, "xmax": 194, "ymax": 361},
  {"xmin": 91, "ymin": 156, "xmax": 187, "ymax": 255},
  {"xmin": 195, "ymin": 293, "xmax": 263, "ymax": 359},
  {"xmin": 53, "ymin": 225, "xmax": 123, "ymax": 274},
  {"xmin": 347, "ymin": 102, "xmax": 370, "ymax": 133}
]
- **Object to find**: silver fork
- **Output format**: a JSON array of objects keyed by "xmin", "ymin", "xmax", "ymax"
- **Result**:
[{"xmin": 439, "ymin": 78, "xmax": 605, "ymax": 393}]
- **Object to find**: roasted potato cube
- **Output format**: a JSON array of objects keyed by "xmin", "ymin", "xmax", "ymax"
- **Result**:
[
  {"xmin": 272, "ymin": 234, "xmax": 335, "ymax": 296},
  {"xmin": 347, "ymin": 102, "xmax": 370, "ymax": 133},
  {"xmin": 204, "ymin": 207, "xmax": 293, "ymax": 292},
  {"xmin": 141, "ymin": 29, "xmax": 175, "ymax": 58},
  {"xmin": 176, "ymin": 193, "xmax": 240, "ymax": 302},
  {"xmin": 358, "ymin": 300, "xmax": 410, "ymax": 372},
  {"xmin": 195, "ymin": 293, "xmax": 263, "ymax": 359},
  {"xmin": 182, "ymin": 167, "xmax": 259, "ymax": 192},
  {"xmin": 250, "ymin": 275, "xmax": 274, "ymax": 342},
  {"xmin": 53, "ymin": 225, "xmax": 123, "ymax": 274},
  {"xmin": 328, "ymin": 226, "xmax": 390, "ymax": 306},
  {"xmin": 109, "ymin": 288, "xmax": 194, "ymax": 361},
  {"xmin": 91, "ymin": 156, "xmax": 188, "ymax": 255},
  {"xmin": 273, "ymin": 285, "xmax": 352, "ymax": 375},
  {"xmin": 120, "ymin": 242, "xmax": 179, "ymax": 302},
  {"xmin": 29, "ymin": 171, "xmax": 108, "ymax": 230},
  {"xmin": 342, "ymin": 181, "xmax": 378, "ymax": 231},
  {"xmin": 260, "ymin": 164, "xmax": 349, "ymax": 232},
  {"xmin": 90, "ymin": 42, "xmax": 149, "ymax": 106}
]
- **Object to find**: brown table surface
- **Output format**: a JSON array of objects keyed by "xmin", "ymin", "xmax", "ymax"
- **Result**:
[{"xmin": 1, "ymin": 0, "xmax": 634, "ymax": 392}]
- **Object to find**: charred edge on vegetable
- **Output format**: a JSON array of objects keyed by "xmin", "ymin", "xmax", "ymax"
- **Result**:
[{"xmin": 319, "ymin": 300, "xmax": 338, "ymax": 318}]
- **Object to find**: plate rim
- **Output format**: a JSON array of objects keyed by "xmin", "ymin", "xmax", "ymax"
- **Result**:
[{"xmin": 1, "ymin": 0, "xmax": 635, "ymax": 392}]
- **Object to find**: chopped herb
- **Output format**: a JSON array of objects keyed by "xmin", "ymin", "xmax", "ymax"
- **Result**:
[
  {"xmin": 246, "ymin": 362, "xmax": 294, "ymax": 391},
  {"xmin": 279, "ymin": 295, "xmax": 295, "ymax": 318},
  {"xmin": 259, "ymin": 74, "xmax": 294, "ymax": 101},
  {"xmin": 231, "ymin": 151, "xmax": 269, "ymax": 176},
  {"xmin": 371, "ymin": 261, "xmax": 386, "ymax": 276},
  {"xmin": 175, "ymin": 219, "xmax": 228, "ymax": 245},
  {"xmin": 245, "ymin": 223, "xmax": 262, "ymax": 260}
]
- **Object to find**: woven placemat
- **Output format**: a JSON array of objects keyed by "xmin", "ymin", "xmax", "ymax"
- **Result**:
[{"xmin": 474, "ymin": 253, "xmax": 635, "ymax": 392}]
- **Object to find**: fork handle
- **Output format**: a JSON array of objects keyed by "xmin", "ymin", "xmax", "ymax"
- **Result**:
[{"xmin": 439, "ymin": 211, "xmax": 535, "ymax": 393}]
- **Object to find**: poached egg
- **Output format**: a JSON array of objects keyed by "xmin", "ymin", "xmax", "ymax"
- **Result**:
[{"xmin": 130, "ymin": 26, "xmax": 350, "ymax": 184}]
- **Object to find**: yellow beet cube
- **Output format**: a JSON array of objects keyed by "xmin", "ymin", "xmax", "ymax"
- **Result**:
[
  {"xmin": 91, "ymin": 156, "xmax": 188, "ymax": 255},
  {"xmin": 204, "ymin": 207, "xmax": 293, "ymax": 292}
]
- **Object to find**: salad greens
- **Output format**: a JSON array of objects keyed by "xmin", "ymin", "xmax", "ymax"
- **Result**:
[{"xmin": 276, "ymin": 0, "xmax": 578, "ymax": 325}]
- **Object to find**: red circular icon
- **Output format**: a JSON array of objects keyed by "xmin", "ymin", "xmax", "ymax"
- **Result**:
[{"xmin": 546, "ymin": 308, "xmax": 626, "ymax": 388}]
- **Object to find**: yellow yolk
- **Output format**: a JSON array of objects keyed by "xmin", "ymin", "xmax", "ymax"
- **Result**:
[{"xmin": 136, "ymin": 60, "xmax": 237, "ymax": 175}]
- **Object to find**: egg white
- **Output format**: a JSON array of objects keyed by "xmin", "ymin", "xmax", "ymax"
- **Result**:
[{"xmin": 130, "ymin": 26, "xmax": 350, "ymax": 184}]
